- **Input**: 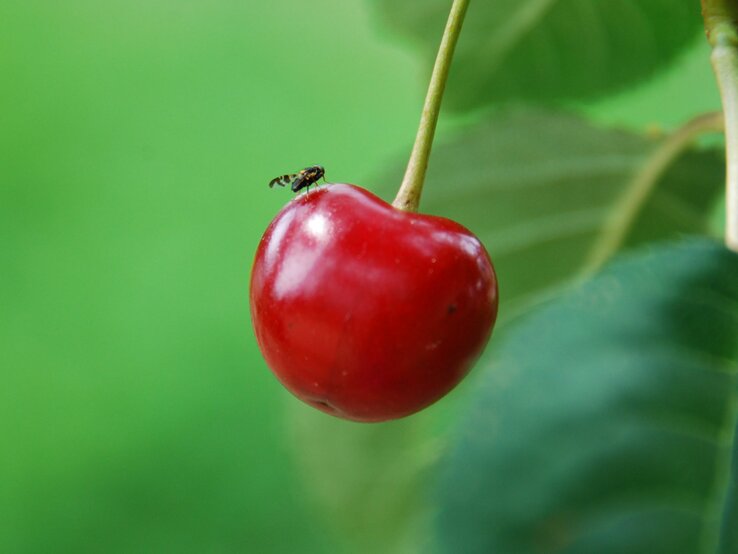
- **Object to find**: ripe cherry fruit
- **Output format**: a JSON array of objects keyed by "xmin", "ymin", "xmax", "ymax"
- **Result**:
[
  {"xmin": 252, "ymin": 0, "xmax": 492, "ymax": 421},
  {"xmin": 250, "ymin": 184, "xmax": 498, "ymax": 422}
]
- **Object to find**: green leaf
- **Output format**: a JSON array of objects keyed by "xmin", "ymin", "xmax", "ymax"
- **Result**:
[
  {"xmin": 372, "ymin": 0, "xmax": 702, "ymax": 110},
  {"xmin": 436, "ymin": 239, "xmax": 738, "ymax": 553},
  {"xmin": 377, "ymin": 109, "xmax": 724, "ymax": 325}
]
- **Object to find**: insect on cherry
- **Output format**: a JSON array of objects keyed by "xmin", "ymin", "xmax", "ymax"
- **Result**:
[{"xmin": 268, "ymin": 165, "xmax": 326, "ymax": 194}]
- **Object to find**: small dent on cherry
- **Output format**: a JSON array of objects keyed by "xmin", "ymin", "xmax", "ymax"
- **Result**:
[
  {"xmin": 447, "ymin": 303, "xmax": 458, "ymax": 314},
  {"xmin": 308, "ymin": 398, "xmax": 337, "ymax": 413}
]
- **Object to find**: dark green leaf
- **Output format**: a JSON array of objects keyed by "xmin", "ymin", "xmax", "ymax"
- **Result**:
[
  {"xmin": 377, "ymin": 109, "xmax": 724, "ymax": 325},
  {"xmin": 436, "ymin": 239, "xmax": 738, "ymax": 553},
  {"xmin": 373, "ymin": 0, "xmax": 702, "ymax": 110}
]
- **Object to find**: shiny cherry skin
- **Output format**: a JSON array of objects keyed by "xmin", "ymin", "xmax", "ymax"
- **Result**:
[{"xmin": 250, "ymin": 184, "xmax": 498, "ymax": 422}]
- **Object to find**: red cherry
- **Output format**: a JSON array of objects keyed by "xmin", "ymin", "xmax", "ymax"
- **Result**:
[{"xmin": 250, "ymin": 184, "xmax": 498, "ymax": 422}]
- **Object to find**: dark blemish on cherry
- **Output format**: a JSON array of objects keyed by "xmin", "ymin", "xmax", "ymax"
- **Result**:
[
  {"xmin": 447, "ymin": 304, "xmax": 457, "ymax": 314},
  {"xmin": 310, "ymin": 399, "xmax": 336, "ymax": 413}
]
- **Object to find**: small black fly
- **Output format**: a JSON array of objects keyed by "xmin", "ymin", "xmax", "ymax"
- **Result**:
[{"xmin": 268, "ymin": 165, "xmax": 326, "ymax": 193}]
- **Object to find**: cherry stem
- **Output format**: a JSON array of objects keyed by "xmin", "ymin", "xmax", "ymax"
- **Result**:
[
  {"xmin": 392, "ymin": 0, "xmax": 470, "ymax": 212},
  {"xmin": 703, "ymin": 0, "xmax": 738, "ymax": 252}
]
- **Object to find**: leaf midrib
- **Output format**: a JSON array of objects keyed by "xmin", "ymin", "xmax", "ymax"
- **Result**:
[{"xmin": 699, "ymin": 376, "xmax": 738, "ymax": 554}]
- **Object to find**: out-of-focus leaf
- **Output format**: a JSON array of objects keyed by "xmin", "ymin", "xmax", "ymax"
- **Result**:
[
  {"xmin": 373, "ymin": 0, "xmax": 701, "ymax": 110},
  {"xmin": 377, "ymin": 109, "xmax": 724, "ymax": 324},
  {"xmin": 436, "ymin": 239, "xmax": 738, "ymax": 553},
  {"xmin": 289, "ymin": 405, "xmax": 439, "ymax": 554}
]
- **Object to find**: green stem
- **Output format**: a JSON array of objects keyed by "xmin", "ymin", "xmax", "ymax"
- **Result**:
[
  {"xmin": 582, "ymin": 112, "xmax": 725, "ymax": 274},
  {"xmin": 392, "ymin": 0, "xmax": 470, "ymax": 212},
  {"xmin": 703, "ymin": 0, "xmax": 738, "ymax": 252}
]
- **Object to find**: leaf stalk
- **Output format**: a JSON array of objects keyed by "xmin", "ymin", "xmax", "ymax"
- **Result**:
[{"xmin": 583, "ymin": 112, "xmax": 725, "ymax": 274}]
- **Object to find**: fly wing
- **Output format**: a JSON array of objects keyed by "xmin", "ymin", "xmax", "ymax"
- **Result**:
[
  {"xmin": 268, "ymin": 173, "xmax": 296, "ymax": 188},
  {"xmin": 290, "ymin": 174, "xmax": 307, "ymax": 192}
]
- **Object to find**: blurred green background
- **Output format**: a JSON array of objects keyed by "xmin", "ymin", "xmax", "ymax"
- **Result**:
[{"xmin": 0, "ymin": 1, "xmax": 722, "ymax": 553}]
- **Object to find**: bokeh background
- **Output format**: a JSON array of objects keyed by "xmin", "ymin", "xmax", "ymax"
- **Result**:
[{"xmin": 0, "ymin": 1, "xmax": 722, "ymax": 553}]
